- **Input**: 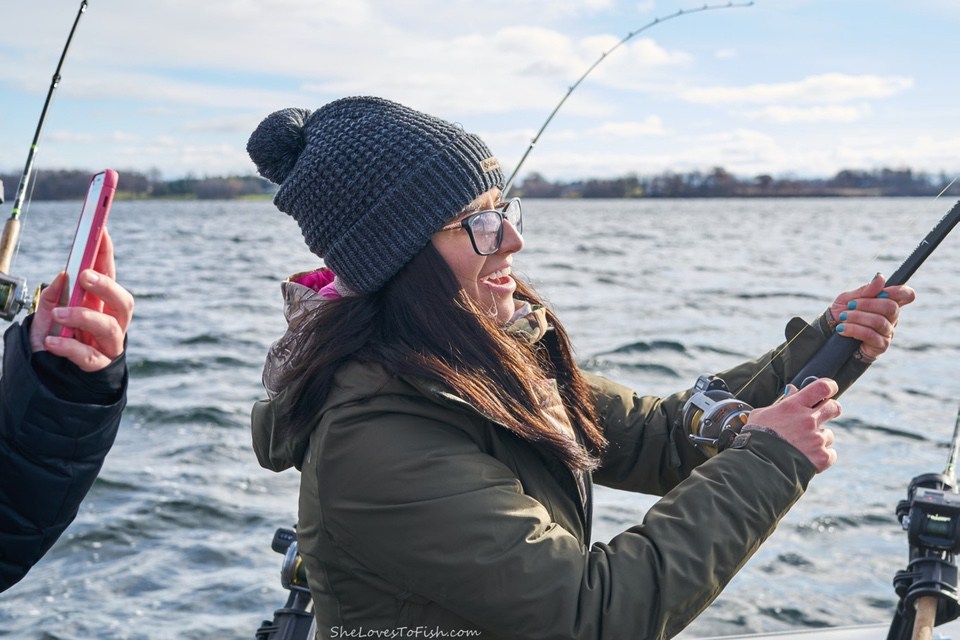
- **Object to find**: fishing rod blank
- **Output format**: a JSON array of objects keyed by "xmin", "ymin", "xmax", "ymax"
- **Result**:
[
  {"xmin": 501, "ymin": 1, "xmax": 755, "ymax": 198},
  {"xmin": 790, "ymin": 198, "xmax": 960, "ymax": 389},
  {"xmin": 0, "ymin": 0, "xmax": 89, "ymax": 320}
]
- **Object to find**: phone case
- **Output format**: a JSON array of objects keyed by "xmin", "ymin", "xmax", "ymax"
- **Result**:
[{"xmin": 58, "ymin": 169, "xmax": 118, "ymax": 338}]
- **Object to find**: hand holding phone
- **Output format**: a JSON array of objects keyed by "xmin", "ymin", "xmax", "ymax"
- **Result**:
[
  {"xmin": 31, "ymin": 230, "xmax": 134, "ymax": 372},
  {"xmin": 55, "ymin": 169, "xmax": 118, "ymax": 338}
]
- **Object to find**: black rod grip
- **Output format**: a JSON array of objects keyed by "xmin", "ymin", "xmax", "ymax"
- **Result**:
[
  {"xmin": 789, "ymin": 198, "xmax": 960, "ymax": 388},
  {"xmin": 789, "ymin": 334, "xmax": 860, "ymax": 388}
]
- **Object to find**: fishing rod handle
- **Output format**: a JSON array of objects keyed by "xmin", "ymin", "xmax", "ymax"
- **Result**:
[
  {"xmin": 788, "ymin": 333, "xmax": 859, "ymax": 389},
  {"xmin": 912, "ymin": 595, "xmax": 937, "ymax": 640},
  {"xmin": 0, "ymin": 218, "xmax": 21, "ymax": 274}
]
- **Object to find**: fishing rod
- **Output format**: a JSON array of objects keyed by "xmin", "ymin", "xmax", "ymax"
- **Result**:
[
  {"xmin": 501, "ymin": 1, "xmax": 755, "ymax": 198},
  {"xmin": 789, "ymin": 198, "xmax": 960, "ymax": 389},
  {"xmin": 886, "ymin": 404, "xmax": 960, "ymax": 640},
  {"xmin": 0, "ymin": 0, "xmax": 89, "ymax": 320},
  {"xmin": 685, "ymin": 199, "xmax": 960, "ymax": 451}
]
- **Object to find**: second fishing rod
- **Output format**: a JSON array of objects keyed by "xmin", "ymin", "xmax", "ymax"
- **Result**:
[{"xmin": 0, "ymin": 0, "xmax": 90, "ymax": 320}]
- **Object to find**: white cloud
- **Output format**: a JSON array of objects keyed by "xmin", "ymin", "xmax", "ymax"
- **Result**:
[
  {"xmin": 680, "ymin": 73, "xmax": 914, "ymax": 105},
  {"xmin": 2, "ymin": 0, "xmax": 955, "ymax": 180},
  {"xmin": 741, "ymin": 104, "xmax": 871, "ymax": 124},
  {"xmin": 584, "ymin": 38, "xmax": 694, "ymax": 92},
  {"xmin": 109, "ymin": 131, "xmax": 143, "ymax": 143},
  {"xmin": 180, "ymin": 116, "xmax": 262, "ymax": 134},
  {"xmin": 587, "ymin": 116, "xmax": 667, "ymax": 137},
  {"xmin": 46, "ymin": 131, "xmax": 96, "ymax": 144}
]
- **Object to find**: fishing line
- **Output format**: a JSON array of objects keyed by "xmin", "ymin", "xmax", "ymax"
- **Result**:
[
  {"xmin": 501, "ymin": 1, "xmax": 755, "ymax": 198},
  {"xmin": 936, "ymin": 175, "xmax": 959, "ymax": 199}
]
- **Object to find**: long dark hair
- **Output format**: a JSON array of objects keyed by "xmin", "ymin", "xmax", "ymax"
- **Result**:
[{"xmin": 275, "ymin": 242, "xmax": 606, "ymax": 471}]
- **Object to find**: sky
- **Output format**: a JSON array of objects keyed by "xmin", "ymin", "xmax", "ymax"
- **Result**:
[{"xmin": 1, "ymin": 0, "xmax": 958, "ymax": 185}]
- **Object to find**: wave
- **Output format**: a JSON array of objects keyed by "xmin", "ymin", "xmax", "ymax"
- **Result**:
[
  {"xmin": 580, "ymin": 358, "xmax": 680, "ymax": 378},
  {"xmin": 126, "ymin": 404, "xmax": 244, "ymax": 429},
  {"xmin": 596, "ymin": 339, "xmax": 688, "ymax": 356}
]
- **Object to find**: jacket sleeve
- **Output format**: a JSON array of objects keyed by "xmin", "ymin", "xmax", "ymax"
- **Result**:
[
  {"xmin": 591, "ymin": 314, "xmax": 869, "ymax": 495},
  {"xmin": 0, "ymin": 318, "xmax": 127, "ymax": 592},
  {"xmin": 309, "ymin": 396, "xmax": 816, "ymax": 640}
]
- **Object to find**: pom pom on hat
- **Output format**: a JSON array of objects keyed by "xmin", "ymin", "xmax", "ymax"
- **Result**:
[
  {"xmin": 247, "ymin": 107, "xmax": 312, "ymax": 185},
  {"xmin": 246, "ymin": 97, "xmax": 504, "ymax": 295}
]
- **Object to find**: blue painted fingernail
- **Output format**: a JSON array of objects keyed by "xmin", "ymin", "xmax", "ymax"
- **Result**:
[
  {"xmin": 847, "ymin": 301, "xmax": 857, "ymax": 310},
  {"xmin": 837, "ymin": 324, "xmax": 845, "ymax": 333},
  {"xmin": 839, "ymin": 311, "xmax": 848, "ymax": 321},
  {"xmin": 878, "ymin": 291, "xmax": 889, "ymax": 299},
  {"xmin": 783, "ymin": 386, "xmax": 790, "ymax": 397}
]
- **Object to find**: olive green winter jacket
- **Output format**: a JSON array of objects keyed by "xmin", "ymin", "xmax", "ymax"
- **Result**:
[{"xmin": 251, "ymin": 312, "xmax": 867, "ymax": 640}]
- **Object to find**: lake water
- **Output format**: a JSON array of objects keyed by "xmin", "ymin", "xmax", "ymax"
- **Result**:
[{"xmin": 0, "ymin": 197, "xmax": 957, "ymax": 639}]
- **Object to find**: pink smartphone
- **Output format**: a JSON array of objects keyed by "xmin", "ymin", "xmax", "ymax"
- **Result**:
[{"xmin": 57, "ymin": 169, "xmax": 118, "ymax": 338}]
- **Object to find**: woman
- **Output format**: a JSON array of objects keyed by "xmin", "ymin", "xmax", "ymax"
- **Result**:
[{"xmin": 247, "ymin": 96, "xmax": 913, "ymax": 639}]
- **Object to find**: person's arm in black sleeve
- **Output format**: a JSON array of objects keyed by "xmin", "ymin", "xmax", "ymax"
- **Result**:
[
  {"xmin": 0, "ymin": 317, "xmax": 127, "ymax": 591},
  {"xmin": 0, "ymin": 230, "xmax": 134, "ymax": 592}
]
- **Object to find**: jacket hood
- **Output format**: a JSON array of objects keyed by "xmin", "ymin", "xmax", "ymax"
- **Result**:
[
  {"xmin": 252, "ymin": 269, "xmax": 553, "ymax": 472},
  {"xmin": 261, "ymin": 267, "xmax": 349, "ymax": 399},
  {"xmin": 253, "ymin": 267, "xmax": 346, "ymax": 471},
  {"xmin": 252, "ymin": 356, "xmax": 407, "ymax": 472}
]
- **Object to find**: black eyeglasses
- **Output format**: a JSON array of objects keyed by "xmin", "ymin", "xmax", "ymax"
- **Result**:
[{"xmin": 437, "ymin": 198, "xmax": 522, "ymax": 256}]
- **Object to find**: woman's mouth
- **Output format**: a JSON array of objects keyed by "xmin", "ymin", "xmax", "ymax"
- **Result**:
[{"xmin": 481, "ymin": 267, "xmax": 515, "ymax": 291}]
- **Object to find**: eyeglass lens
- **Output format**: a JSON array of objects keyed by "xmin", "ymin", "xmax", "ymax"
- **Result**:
[{"xmin": 467, "ymin": 200, "xmax": 522, "ymax": 254}]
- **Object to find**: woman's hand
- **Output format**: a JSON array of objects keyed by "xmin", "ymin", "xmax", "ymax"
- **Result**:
[
  {"xmin": 828, "ymin": 274, "xmax": 916, "ymax": 360},
  {"xmin": 746, "ymin": 378, "xmax": 841, "ymax": 473},
  {"xmin": 29, "ymin": 230, "xmax": 134, "ymax": 372}
]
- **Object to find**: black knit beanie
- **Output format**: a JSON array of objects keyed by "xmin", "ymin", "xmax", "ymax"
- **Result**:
[{"xmin": 246, "ymin": 96, "xmax": 504, "ymax": 294}]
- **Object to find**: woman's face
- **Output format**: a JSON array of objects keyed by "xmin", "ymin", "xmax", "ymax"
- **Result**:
[{"xmin": 431, "ymin": 188, "xmax": 524, "ymax": 325}]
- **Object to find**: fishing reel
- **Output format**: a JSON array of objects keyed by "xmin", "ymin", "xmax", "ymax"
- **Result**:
[
  {"xmin": 255, "ymin": 527, "xmax": 315, "ymax": 640},
  {"xmin": 271, "ymin": 527, "xmax": 309, "ymax": 593},
  {"xmin": 897, "ymin": 473, "xmax": 960, "ymax": 554},
  {"xmin": 0, "ymin": 180, "xmax": 27, "ymax": 321},
  {"xmin": 0, "ymin": 272, "xmax": 29, "ymax": 321},
  {"xmin": 888, "ymin": 473, "xmax": 960, "ymax": 638},
  {"xmin": 682, "ymin": 374, "xmax": 753, "ymax": 452}
]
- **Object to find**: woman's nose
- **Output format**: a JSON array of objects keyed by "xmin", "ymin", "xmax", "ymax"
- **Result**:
[{"xmin": 499, "ymin": 218, "xmax": 524, "ymax": 254}]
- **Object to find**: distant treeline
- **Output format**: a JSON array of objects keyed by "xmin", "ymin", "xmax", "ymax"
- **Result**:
[
  {"xmin": 0, "ymin": 169, "xmax": 273, "ymax": 201},
  {"xmin": 1, "ymin": 166, "xmax": 958, "ymax": 201},
  {"xmin": 515, "ymin": 167, "xmax": 960, "ymax": 198}
]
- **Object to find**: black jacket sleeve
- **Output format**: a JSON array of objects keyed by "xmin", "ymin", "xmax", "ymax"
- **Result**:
[{"xmin": 0, "ymin": 316, "xmax": 127, "ymax": 592}]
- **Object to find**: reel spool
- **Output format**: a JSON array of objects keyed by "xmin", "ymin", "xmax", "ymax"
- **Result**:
[
  {"xmin": 683, "ymin": 375, "xmax": 753, "ymax": 452},
  {"xmin": 0, "ymin": 273, "xmax": 28, "ymax": 321}
]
